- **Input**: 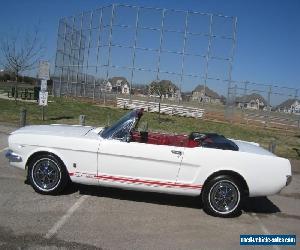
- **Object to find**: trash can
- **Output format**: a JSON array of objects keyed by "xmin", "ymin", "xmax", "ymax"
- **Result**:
[
  {"xmin": 11, "ymin": 87, "xmax": 15, "ymax": 97},
  {"xmin": 33, "ymin": 87, "xmax": 40, "ymax": 100}
]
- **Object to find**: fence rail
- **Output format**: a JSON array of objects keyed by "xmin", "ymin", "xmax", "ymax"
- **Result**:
[
  {"xmin": 243, "ymin": 112, "xmax": 300, "ymax": 129},
  {"xmin": 117, "ymin": 98, "xmax": 205, "ymax": 118}
]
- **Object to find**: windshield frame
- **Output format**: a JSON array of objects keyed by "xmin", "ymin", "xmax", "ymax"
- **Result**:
[{"xmin": 100, "ymin": 109, "xmax": 143, "ymax": 140}]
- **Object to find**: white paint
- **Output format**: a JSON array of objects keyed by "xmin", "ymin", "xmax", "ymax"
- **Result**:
[
  {"xmin": 251, "ymin": 212, "xmax": 280, "ymax": 250},
  {"xmin": 99, "ymin": 140, "xmax": 182, "ymax": 182},
  {"xmin": 7, "ymin": 111, "xmax": 292, "ymax": 198},
  {"xmin": 0, "ymin": 147, "xmax": 8, "ymax": 153},
  {"xmin": 116, "ymin": 97, "xmax": 205, "ymax": 118},
  {"xmin": 44, "ymin": 195, "xmax": 87, "ymax": 239},
  {"xmin": 11, "ymin": 124, "xmax": 94, "ymax": 137},
  {"xmin": 251, "ymin": 212, "xmax": 271, "ymax": 234}
]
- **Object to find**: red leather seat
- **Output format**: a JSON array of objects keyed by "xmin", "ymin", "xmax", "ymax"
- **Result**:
[{"xmin": 131, "ymin": 131, "xmax": 199, "ymax": 148}]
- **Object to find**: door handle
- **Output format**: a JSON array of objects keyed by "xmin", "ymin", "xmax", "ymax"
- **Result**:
[{"xmin": 171, "ymin": 150, "xmax": 182, "ymax": 156}]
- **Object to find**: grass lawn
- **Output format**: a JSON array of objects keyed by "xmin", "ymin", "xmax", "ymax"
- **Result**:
[{"xmin": 0, "ymin": 96, "xmax": 299, "ymax": 159}]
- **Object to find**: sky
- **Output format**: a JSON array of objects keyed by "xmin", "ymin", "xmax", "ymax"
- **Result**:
[{"xmin": 0, "ymin": 0, "xmax": 299, "ymax": 103}]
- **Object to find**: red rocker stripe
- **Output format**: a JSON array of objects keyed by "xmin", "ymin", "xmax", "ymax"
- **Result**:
[{"xmin": 69, "ymin": 172, "xmax": 202, "ymax": 190}]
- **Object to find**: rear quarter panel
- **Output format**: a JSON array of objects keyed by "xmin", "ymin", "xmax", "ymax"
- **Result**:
[{"xmin": 178, "ymin": 147, "xmax": 291, "ymax": 196}]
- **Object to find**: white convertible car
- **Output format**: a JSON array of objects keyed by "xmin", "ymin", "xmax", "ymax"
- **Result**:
[{"xmin": 6, "ymin": 109, "xmax": 292, "ymax": 217}]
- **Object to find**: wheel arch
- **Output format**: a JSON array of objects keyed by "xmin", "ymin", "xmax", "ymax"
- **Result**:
[
  {"xmin": 26, "ymin": 150, "xmax": 67, "ymax": 175},
  {"xmin": 202, "ymin": 170, "xmax": 249, "ymax": 197},
  {"xmin": 26, "ymin": 150, "xmax": 71, "ymax": 194}
]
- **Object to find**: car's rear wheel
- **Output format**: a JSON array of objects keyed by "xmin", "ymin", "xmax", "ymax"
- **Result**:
[
  {"xmin": 202, "ymin": 175, "xmax": 242, "ymax": 217},
  {"xmin": 28, "ymin": 154, "xmax": 69, "ymax": 195}
]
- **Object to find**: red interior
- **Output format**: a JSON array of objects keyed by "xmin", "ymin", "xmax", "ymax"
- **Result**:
[{"xmin": 131, "ymin": 131, "xmax": 199, "ymax": 148}]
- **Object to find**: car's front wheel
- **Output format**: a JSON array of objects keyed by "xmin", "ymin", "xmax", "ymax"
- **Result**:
[
  {"xmin": 202, "ymin": 175, "xmax": 242, "ymax": 217},
  {"xmin": 28, "ymin": 154, "xmax": 69, "ymax": 195}
]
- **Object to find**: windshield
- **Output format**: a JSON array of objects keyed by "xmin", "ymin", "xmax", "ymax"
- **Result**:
[{"xmin": 100, "ymin": 110, "xmax": 140, "ymax": 140}]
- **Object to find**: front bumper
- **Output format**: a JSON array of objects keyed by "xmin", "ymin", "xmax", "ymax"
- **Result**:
[
  {"xmin": 5, "ymin": 150, "xmax": 22, "ymax": 162},
  {"xmin": 286, "ymin": 175, "xmax": 292, "ymax": 186}
]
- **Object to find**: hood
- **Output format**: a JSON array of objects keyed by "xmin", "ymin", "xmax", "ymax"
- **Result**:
[
  {"xmin": 232, "ymin": 139, "xmax": 275, "ymax": 156},
  {"xmin": 11, "ymin": 124, "xmax": 95, "ymax": 138}
]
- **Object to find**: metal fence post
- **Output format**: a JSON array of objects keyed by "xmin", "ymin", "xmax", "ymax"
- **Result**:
[
  {"xmin": 226, "ymin": 16, "xmax": 238, "ymax": 122},
  {"xmin": 203, "ymin": 14, "xmax": 213, "ymax": 106},
  {"xmin": 156, "ymin": 8, "xmax": 166, "ymax": 82},
  {"xmin": 265, "ymin": 85, "xmax": 272, "ymax": 127},
  {"xmin": 129, "ymin": 6, "xmax": 140, "ymax": 101},
  {"xmin": 268, "ymin": 139, "xmax": 276, "ymax": 153},
  {"xmin": 20, "ymin": 108, "xmax": 27, "ymax": 127},
  {"xmin": 79, "ymin": 115, "xmax": 86, "ymax": 126},
  {"xmin": 104, "ymin": 4, "xmax": 116, "ymax": 103}
]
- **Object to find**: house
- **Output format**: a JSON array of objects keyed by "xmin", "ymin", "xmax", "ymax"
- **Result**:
[
  {"xmin": 174, "ymin": 89, "xmax": 182, "ymax": 101},
  {"xmin": 121, "ymin": 83, "xmax": 129, "ymax": 94},
  {"xmin": 276, "ymin": 99, "xmax": 300, "ymax": 114},
  {"xmin": 108, "ymin": 76, "xmax": 130, "ymax": 95},
  {"xmin": 101, "ymin": 81, "xmax": 112, "ymax": 92},
  {"xmin": 192, "ymin": 85, "xmax": 221, "ymax": 103},
  {"xmin": 235, "ymin": 93, "xmax": 267, "ymax": 110},
  {"xmin": 100, "ymin": 76, "xmax": 130, "ymax": 94}
]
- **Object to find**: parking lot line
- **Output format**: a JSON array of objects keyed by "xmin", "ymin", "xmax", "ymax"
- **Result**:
[
  {"xmin": 251, "ymin": 212, "xmax": 280, "ymax": 250},
  {"xmin": 44, "ymin": 195, "xmax": 87, "ymax": 239},
  {"xmin": 0, "ymin": 147, "xmax": 8, "ymax": 153}
]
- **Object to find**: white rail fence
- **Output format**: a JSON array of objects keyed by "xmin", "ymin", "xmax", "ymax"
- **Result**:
[
  {"xmin": 117, "ymin": 98, "xmax": 205, "ymax": 118},
  {"xmin": 244, "ymin": 112, "xmax": 300, "ymax": 128}
]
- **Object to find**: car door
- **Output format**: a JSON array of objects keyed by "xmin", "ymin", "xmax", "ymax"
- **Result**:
[
  {"xmin": 98, "ymin": 139, "xmax": 183, "ymax": 185},
  {"xmin": 176, "ymin": 146, "xmax": 203, "ymax": 183}
]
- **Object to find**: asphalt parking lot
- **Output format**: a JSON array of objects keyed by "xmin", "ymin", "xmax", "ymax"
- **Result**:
[{"xmin": 0, "ymin": 124, "xmax": 299, "ymax": 249}]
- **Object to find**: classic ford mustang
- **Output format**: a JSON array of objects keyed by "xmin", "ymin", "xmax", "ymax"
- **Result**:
[{"xmin": 6, "ymin": 109, "xmax": 292, "ymax": 217}]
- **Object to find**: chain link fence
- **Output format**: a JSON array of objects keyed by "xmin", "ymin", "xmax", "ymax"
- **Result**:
[
  {"xmin": 53, "ymin": 4, "xmax": 236, "ymax": 103},
  {"xmin": 53, "ymin": 3, "xmax": 299, "ymax": 130}
]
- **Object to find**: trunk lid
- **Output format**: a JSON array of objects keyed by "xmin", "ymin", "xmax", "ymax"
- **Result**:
[{"xmin": 232, "ymin": 139, "xmax": 275, "ymax": 156}]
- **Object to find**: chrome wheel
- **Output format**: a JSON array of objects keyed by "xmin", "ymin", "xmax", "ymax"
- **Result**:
[
  {"xmin": 31, "ymin": 158, "xmax": 61, "ymax": 191},
  {"xmin": 208, "ymin": 180, "xmax": 240, "ymax": 214}
]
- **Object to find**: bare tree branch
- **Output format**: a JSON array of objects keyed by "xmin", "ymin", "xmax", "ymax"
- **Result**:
[{"xmin": 0, "ymin": 27, "xmax": 45, "ymax": 80}]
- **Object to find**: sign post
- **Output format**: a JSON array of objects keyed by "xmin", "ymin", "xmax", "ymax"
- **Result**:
[{"xmin": 38, "ymin": 61, "xmax": 50, "ymax": 121}]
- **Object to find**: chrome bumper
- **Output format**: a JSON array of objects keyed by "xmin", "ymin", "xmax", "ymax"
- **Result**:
[
  {"xmin": 5, "ymin": 150, "xmax": 22, "ymax": 162},
  {"xmin": 286, "ymin": 175, "xmax": 292, "ymax": 186}
]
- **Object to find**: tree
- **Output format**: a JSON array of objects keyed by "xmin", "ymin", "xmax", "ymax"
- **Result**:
[
  {"xmin": 148, "ymin": 80, "xmax": 179, "ymax": 122},
  {"xmin": 0, "ymin": 27, "xmax": 45, "ymax": 98},
  {"xmin": 0, "ymin": 73, "xmax": 11, "ymax": 82},
  {"xmin": 148, "ymin": 80, "xmax": 178, "ymax": 99}
]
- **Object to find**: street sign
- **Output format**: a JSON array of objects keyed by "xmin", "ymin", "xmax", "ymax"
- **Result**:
[
  {"xmin": 41, "ymin": 79, "xmax": 48, "ymax": 92},
  {"xmin": 38, "ymin": 61, "xmax": 50, "ymax": 80},
  {"xmin": 39, "ymin": 91, "xmax": 48, "ymax": 106}
]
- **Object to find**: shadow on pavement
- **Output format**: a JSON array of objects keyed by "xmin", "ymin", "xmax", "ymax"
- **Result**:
[
  {"xmin": 62, "ymin": 183, "xmax": 280, "ymax": 216},
  {"xmin": 0, "ymin": 226, "xmax": 99, "ymax": 249},
  {"xmin": 73, "ymin": 183, "xmax": 203, "ymax": 209},
  {"xmin": 25, "ymin": 178, "xmax": 282, "ymax": 217},
  {"xmin": 242, "ymin": 196, "xmax": 280, "ymax": 214}
]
